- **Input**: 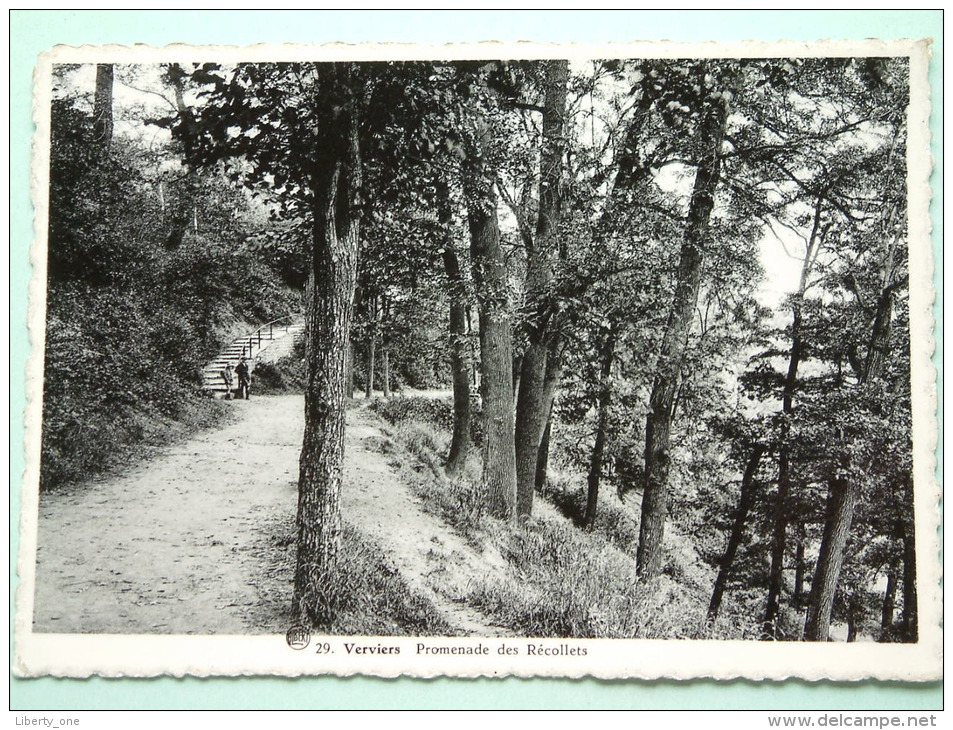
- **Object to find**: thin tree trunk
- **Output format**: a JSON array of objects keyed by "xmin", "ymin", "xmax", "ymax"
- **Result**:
[
  {"xmin": 382, "ymin": 348, "xmax": 390, "ymax": 397},
  {"xmin": 793, "ymin": 521, "xmax": 807, "ymax": 608},
  {"xmin": 535, "ymin": 400, "xmax": 554, "ymax": 491},
  {"xmin": 463, "ymin": 107, "xmax": 517, "ymax": 520},
  {"xmin": 880, "ymin": 554, "xmax": 899, "ymax": 638},
  {"xmin": 533, "ymin": 328, "xmax": 563, "ymax": 491},
  {"xmin": 846, "ymin": 596, "xmax": 858, "ymax": 642},
  {"xmin": 901, "ymin": 507, "xmax": 918, "ymax": 642},
  {"xmin": 514, "ymin": 59, "xmax": 569, "ymax": 518},
  {"xmin": 381, "ymin": 296, "xmax": 391, "ymax": 397},
  {"xmin": 294, "ymin": 64, "xmax": 361, "ymax": 627},
  {"xmin": 365, "ymin": 296, "xmax": 376, "ymax": 399},
  {"xmin": 584, "ymin": 328, "xmax": 616, "ymax": 528},
  {"xmin": 636, "ymin": 83, "xmax": 728, "ymax": 579},
  {"xmin": 764, "ymin": 199, "xmax": 824, "ymax": 637},
  {"xmin": 707, "ymin": 444, "xmax": 766, "ymax": 620},
  {"xmin": 94, "ymin": 64, "xmax": 114, "ymax": 148},
  {"xmin": 439, "ymin": 184, "xmax": 472, "ymax": 477}
]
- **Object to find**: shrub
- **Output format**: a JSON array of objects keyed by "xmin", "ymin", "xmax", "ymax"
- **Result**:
[
  {"xmin": 368, "ymin": 395, "xmax": 483, "ymax": 445},
  {"xmin": 252, "ymin": 340, "xmax": 306, "ymax": 394},
  {"xmin": 468, "ymin": 517, "xmax": 739, "ymax": 639}
]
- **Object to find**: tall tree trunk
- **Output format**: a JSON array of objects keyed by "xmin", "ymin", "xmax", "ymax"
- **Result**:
[
  {"xmin": 365, "ymin": 295, "xmax": 376, "ymax": 398},
  {"xmin": 707, "ymin": 444, "xmax": 766, "ymax": 620},
  {"xmin": 439, "ymin": 184, "xmax": 472, "ymax": 477},
  {"xmin": 514, "ymin": 59, "xmax": 569, "ymax": 518},
  {"xmin": 584, "ymin": 328, "xmax": 616, "ymax": 528},
  {"xmin": 900, "ymin": 500, "xmax": 918, "ymax": 642},
  {"xmin": 793, "ymin": 521, "xmax": 807, "ymax": 608},
  {"xmin": 764, "ymin": 198, "xmax": 824, "ymax": 637},
  {"xmin": 163, "ymin": 64, "xmax": 200, "ymax": 249},
  {"xmin": 636, "ymin": 87, "xmax": 728, "ymax": 579},
  {"xmin": 532, "ymin": 303, "xmax": 565, "ymax": 492},
  {"xmin": 804, "ymin": 476, "xmax": 857, "ymax": 641},
  {"xmin": 93, "ymin": 64, "xmax": 114, "ymax": 148},
  {"xmin": 880, "ymin": 554, "xmax": 899, "ymax": 638},
  {"xmin": 381, "ymin": 296, "xmax": 391, "ymax": 397},
  {"xmin": 535, "ymin": 399, "xmax": 554, "ymax": 491},
  {"xmin": 463, "ymin": 111, "xmax": 517, "ymax": 520},
  {"xmin": 805, "ymin": 264, "xmax": 899, "ymax": 640},
  {"xmin": 294, "ymin": 64, "xmax": 361, "ymax": 627}
]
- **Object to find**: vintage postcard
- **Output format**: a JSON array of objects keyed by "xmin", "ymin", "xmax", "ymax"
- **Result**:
[{"xmin": 15, "ymin": 38, "xmax": 940, "ymax": 680}]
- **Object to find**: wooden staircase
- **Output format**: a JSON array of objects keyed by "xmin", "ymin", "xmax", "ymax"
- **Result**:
[{"xmin": 202, "ymin": 316, "xmax": 305, "ymax": 398}]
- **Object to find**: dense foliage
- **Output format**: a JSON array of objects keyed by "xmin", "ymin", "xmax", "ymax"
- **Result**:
[{"xmin": 41, "ymin": 67, "xmax": 300, "ymax": 488}]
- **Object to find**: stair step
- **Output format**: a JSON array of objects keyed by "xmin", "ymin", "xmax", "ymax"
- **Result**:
[{"xmin": 201, "ymin": 316, "xmax": 303, "ymax": 389}]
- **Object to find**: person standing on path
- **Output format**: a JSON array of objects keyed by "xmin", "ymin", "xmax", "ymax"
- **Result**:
[
  {"xmin": 222, "ymin": 363, "xmax": 234, "ymax": 400},
  {"xmin": 236, "ymin": 357, "xmax": 251, "ymax": 400}
]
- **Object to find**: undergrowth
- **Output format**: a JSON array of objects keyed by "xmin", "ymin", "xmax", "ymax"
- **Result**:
[
  {"xmin": 259, "ymin": 516, "xmax": 453, "ymax": 636},
  {"xmin": 253, "ymin": 337, "xmax": 307, "ymax": 394},
  {"xmin": 365, "ymin": 397, "xmax": 759, "ymax": 640}
]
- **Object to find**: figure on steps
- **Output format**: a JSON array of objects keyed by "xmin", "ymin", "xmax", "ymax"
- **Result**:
[
  {"xmin": 236, "ymin": 357, "xmax": 251, "ymax": 400},
  {"xmin": 222, "ymin": 363, "xmax": 234, "ymax": 400}
]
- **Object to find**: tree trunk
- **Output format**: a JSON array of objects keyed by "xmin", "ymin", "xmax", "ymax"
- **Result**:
[
  {"xmin": 803, "ymin": 477, "xmax": 858, "ymax": 641},
  {"xmin": 463, "ymin": 114, "xmax": 517, "ymax": 520},
  {"xmin": 901, "ymin": 511, "xmax": 918, "ymax": 642},
  {"xmin": 93, "ymin": 64, "xmax": 114, "ymax": 148},
  {"xmin": 846, "ymin": 596, "xmax": 858, "ymax": 642},
  {"xmin": 293, "ymin": 64, "xmax": 361, "ymax": 628},
  {"xmin": 880, "ymin": 555, "xmax": 899, "ymax": 638},
  {"xmin": 365, "ymin": 296, "xmax": 376, "ymax": 399},
  {"xmin": 163, "ymin": 64, "xmax": 200, "ymax": 250},
  {"xmin": 381, "ymin": 296, "xmax": 391, "ymax": 397},
  {"xmin": 707, "ymin": 444, "xmax": 765, "ymax": 620},
  {"xmin": 439, "ymin": 186, "xmax": 472, "ymax": 477},
  {"xmin": 636, "ymin": 88, "xmax": 728, "ymax": 579},
  {"xmin": 763, "ymin": 199, "xmax": 825, "ymax": 636},
  {"xmin": 514, "ymin": 59, "xmax": 569, "ymax": 518},
  {"xmin": 763, "ymin": 448, "xmax": 793, "ymax": 636},
  {"xmin": 535, "ymin": 400, "xmax": 554, "ymax": 491},
  {"xmin": 805, "ymin": 260, "xmax": 899, "ymax": 640},
  {"xmin": 793, "ymin": 521, "xmax": 807, "ymax": 608},
  {"xmin": 584, "ymin": 328, "xmax": 616, "ymax": 528},
  {"xmin": 381, "ymin": 348, "xmax": 390, "ymax": 397},
  {"xmin": 532, "ymin": 304, "xmax": 565, "ymax": 492}
]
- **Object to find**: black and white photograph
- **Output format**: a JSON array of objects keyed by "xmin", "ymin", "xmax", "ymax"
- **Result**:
[{"xmin": 16, "ymin": 39, "xmax": 939, "ymax": 680}]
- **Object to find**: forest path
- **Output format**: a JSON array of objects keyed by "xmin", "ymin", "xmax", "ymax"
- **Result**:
[{"xmin": 32, "ymin": 394, "xmax": 501, "ymax": 636}]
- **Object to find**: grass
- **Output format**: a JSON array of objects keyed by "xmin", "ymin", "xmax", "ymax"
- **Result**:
[
  {"xmin": 365, "ymin": 396, "xmax": 761, "ymax": 640},
  {"xmin": 40, "ymin": 391, "xmax": 233, "ymax": 492},
  {"xmin": 326, "ymin": 526, "xmax": 456, "ymax": 636},
  {"xmin": 254, "ymin": 514, "xmax": 454, "ymax": 637}
]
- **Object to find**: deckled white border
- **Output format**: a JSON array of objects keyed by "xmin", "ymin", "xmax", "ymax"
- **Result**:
[{"xmin": 16, "ymin": 39, "xmax": 940, "ymax": 680}]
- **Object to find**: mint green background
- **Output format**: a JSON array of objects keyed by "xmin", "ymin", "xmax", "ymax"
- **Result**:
[{"xmin": 10, "ymin": 10, "xmax": 942, "ymax": 710}]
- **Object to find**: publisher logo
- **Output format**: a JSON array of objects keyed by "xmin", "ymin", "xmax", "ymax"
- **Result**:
[{"xmin": 286, "ymin": 624, "xmax": 311, "ymax": 650}]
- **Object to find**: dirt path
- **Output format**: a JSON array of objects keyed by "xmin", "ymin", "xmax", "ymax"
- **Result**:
[{"xmin": 32, "ymin": 394, "xmax": 501, "ymax": 635}]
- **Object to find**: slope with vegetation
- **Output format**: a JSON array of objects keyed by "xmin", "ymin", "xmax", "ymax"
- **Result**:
[{"xmin": 41, "ymin": 64, "xmax": 302, "ymax": 489}]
